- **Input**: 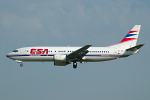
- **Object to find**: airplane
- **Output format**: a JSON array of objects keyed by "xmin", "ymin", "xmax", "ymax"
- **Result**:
[{"xmin": 6, "ymin": 25, "xmax": 144, "ymax": 69}]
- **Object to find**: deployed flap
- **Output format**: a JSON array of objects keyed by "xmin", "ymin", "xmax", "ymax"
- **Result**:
[
  {"xmin": 126, "ymin": 44, "xmax": 144, "ymax": 51},
  {"xmin": 67, "ymin": 45, "xmax": 92, "ymax": 61}
]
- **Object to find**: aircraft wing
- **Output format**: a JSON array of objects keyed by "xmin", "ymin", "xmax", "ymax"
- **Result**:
[{"xmin": 66, "ymin": 45, "xmax": 92, "ymax": 61}]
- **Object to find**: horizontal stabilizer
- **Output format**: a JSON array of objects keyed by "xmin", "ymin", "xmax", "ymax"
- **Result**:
[{"xmin": 126, "ymin": 44, "xmax": 144, "ymax": 51}]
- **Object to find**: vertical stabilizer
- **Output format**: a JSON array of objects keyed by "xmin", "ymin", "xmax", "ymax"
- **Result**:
[{"xmin": 108, "ymin": 25, "xmax": 141, "ymax": 49}]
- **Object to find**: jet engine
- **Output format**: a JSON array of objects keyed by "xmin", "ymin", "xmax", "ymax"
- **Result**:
[{"xmin": 53, "ymin": 55, "xmax": 69, "ymax": 66}]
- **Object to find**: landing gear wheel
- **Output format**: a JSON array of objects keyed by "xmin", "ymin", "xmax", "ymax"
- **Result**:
[
  {"xmin": 73, "ymin": 62, "xmax": 77, "ymax": 69},
  {"xmin": 20, "ymin": 63, "xmax": 23, "ymax": 67}
]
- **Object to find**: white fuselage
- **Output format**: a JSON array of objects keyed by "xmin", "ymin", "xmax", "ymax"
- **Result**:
[{"xmin": 6, "ymin": 46, "xmax": 133, "ymax": 62}]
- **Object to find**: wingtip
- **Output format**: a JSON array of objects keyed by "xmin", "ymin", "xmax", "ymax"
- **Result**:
[{"xmin": 86, "ymin": 45, "xmax": 92, "ymax": 47}]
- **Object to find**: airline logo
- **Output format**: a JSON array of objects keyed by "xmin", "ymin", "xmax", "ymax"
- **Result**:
[
  {"xmin": 120, "ymin": 31, "xmax": 138, "ymax": 43},
  {"xmin": 30, "ymin": 49, "xmax": 48, "ymax": 54}
]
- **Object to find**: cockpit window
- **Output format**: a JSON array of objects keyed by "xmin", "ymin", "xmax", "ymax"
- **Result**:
[{"xmin": 12, "ymin": 50, "xmax": 18, "ymax": 52}]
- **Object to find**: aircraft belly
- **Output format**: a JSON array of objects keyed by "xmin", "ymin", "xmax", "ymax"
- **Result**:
[
  {"xmin": 83, "ymin": 56, "xmax": 117, "ymax": 62},
  {"xmin": 13, "ymin": 56, "xmax": 54, "ymax": 61}
]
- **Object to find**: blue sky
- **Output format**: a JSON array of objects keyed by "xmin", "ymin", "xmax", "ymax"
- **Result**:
[{"xmin": 0, "ymin": 0, "xmax": 150, "ymax": 100}]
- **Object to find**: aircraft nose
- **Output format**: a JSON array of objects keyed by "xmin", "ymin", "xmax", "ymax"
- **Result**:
[
  {"xmin": 6, "ymin": 53, "xmax": 11, "ymax": 58},
  {"xmin": 6, "ymin": 54, "xmax": 9, "ymax": 58}
]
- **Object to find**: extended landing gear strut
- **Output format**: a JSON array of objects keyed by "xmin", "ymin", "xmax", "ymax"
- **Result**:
[
  {"xmin": 73, "ymin": 61, "xmax": 77, "ymax": 69},
  {"xmin": 16, "ymin": 60, "xmax": 23, "ymax": 67}
]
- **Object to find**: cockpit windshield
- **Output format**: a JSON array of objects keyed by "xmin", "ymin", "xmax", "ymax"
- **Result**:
[{"xmin": 12, "ymin": 50, "xmax": 18, "ymax": 52}]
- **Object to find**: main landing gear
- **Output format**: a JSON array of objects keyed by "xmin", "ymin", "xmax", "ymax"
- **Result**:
[{"xmin": 73, "ymin": 61, "xmax": 77, "ymax": 69}]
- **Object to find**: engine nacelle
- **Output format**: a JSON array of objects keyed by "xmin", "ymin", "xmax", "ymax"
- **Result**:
[
  {"xmin": 54, "ymin": 54, "xmax": 66, "ymax": 61},
  {"xmin": 53, "ymin": 55, "xmax": 68, "ymax": 66},
  {"xmin": 54, "ymin": 61, "xmax": 68, "ymax": 66}
]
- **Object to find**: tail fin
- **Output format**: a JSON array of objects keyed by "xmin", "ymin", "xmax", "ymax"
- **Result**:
[{"xmin": 108, "ymin": 25, "xmax": 141, "ymax": 49}]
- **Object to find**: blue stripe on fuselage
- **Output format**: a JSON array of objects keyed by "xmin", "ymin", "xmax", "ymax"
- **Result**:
[
  {"xmin": 7, "ymin": 54, "xmax": 122, "ymax": 57},
  {"xmin": 7, "ymin": 54, "xmax": 54, "ymax": 57}
]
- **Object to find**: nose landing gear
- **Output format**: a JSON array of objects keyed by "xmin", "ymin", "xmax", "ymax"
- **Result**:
[
  {"xmin": 20, "ymin": 63, "xmax": 23, "ymax": 67},
  {"xmin": 15, "ymin": 60, "xmax": 23, "ymax": 67}
]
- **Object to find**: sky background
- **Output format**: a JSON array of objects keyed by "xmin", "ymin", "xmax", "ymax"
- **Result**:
[{"xmin": 0, "ymin": 0, "xmax": 150, "ymax": 100}]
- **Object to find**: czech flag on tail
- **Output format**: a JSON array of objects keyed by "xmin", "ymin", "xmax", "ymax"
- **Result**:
[{"xmin": 120, "ymin": 25, "xmax": 141, "ymax": 43}]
